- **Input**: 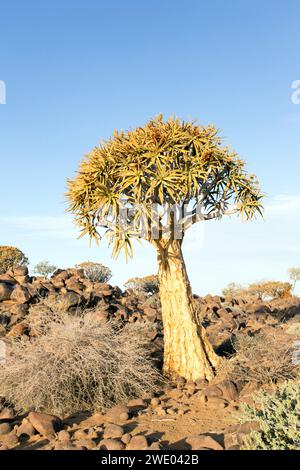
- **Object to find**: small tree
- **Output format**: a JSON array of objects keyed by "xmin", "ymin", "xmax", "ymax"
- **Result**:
[
  {"xmin": 0, "ymin": 246, "xmax": 28, "ymax": 274},
  {"xmin": 76, "ymin": 261, "xmax": 112, "ymax": 283},
  {"xmin": 33, "ymin": 261, "xmax": 57, "ymax": 278},
  {"xmin": 222, "ymin": 282, "xmax": 245, "ymax": 298},
  {"xmin": 124, "ymin": 275, "xmax": 159, "ymax": 295},
  {"xmin": 67, "ymin": 115, "xmax": 263, "ymax": 381},
  {"xmin": 248, "ymin": 281, "xmax": 292, "ymax": 301},
  {"xmin": 288, "ymin": 268, "xmax": 300, "ymax": 293}
]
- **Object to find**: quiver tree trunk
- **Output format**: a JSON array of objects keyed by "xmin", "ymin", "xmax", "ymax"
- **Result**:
[{"xmin": 157, "ymin": 240, "xmax": 220, "ymax": 382}]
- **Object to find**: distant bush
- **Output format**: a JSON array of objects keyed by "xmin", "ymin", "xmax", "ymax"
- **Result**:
[
  {"xmin": 247, "ymin": 281, "xmax": 292, "ymax": 301},
  {"xmin": 240, "ymin": 380, "xmax": 300, "ymax": 450},
  {"xmin": 0, "ymin": 311, "xmax": 160, "ymax": 416},
  {"xmin": 222, "ymin": 280, "xmax": 293, "ymax": 301},
  {"xmin": 226, "ymin": 332, "xmax": 299, "ymax": 387},
  {"xmin": 124, "ymin": 275, "xmax": 159, "ymax": 295},
  {"xmin": 75, "ymin": 261, "xmax": 112, "ymax": 283},
  {"xmin": 222, "ymin": 282, "xmax": 245, "ymax": 298},
  {"xmin": 0, "ymin": 246, "xmax": 28, "ymax": 274},
  {"xmin": 33, "ymin": 261, "xmax": 57, "ymax": 278}
]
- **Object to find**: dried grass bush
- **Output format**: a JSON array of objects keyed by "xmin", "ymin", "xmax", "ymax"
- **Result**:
[
  {"xmin": 0, "ymin": 311, "xmax": 161, "ymax": 417},
  {"xmin": 225, "ymin": 332, "xmax": 299, "ymax": 387}
]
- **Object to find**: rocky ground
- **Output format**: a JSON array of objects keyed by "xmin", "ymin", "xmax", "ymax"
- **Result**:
[{"xmin": 0, "ymin": 266, "xmax": 299, "ymax": 450}]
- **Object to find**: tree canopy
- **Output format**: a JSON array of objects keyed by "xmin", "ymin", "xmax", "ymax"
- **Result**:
[
  {"xmin": 67, "ymin": 115, "xmax": 263, "ymax": 258},
  {"xmin": 0, "ymin": 246, "xmax": 28, "ymax": 274}
]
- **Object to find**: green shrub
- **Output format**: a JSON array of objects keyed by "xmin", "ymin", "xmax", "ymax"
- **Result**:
[{"xmin": 241, "ymin": 380, "xmax": 300, "ymax": 450}]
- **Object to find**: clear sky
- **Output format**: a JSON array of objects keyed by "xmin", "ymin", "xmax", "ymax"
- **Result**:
[{"xmin": 0, "ymin": 0, "xmax": 300, "ymax": 294}]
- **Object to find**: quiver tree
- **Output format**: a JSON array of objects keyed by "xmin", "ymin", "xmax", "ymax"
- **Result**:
[
  {"xmin": 0, "ymin": 246, "xmax": 28, "ymax": 274},
  {"xmin": 67, "ymin": 115, "xmax": 263, "ymax": 381}
]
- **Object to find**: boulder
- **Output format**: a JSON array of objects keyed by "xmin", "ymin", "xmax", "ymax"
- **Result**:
[
  {"xmin": 0, "ymin": 423, "xmax": 11, "ymax": 435},
  {"xmin": 28, "ymin": 412, "xmax": 62, "ymax": 435},
  {"xmin": 0, "ymin": 408, "xmax": 15, "ymax": 421},
  {"xmin": 59, "ymin": 291, "xmax": 81, "ymax": 310},
  {"xmin": 10, "ymin": 285, "xmax": 31, "ymax": 304},
  {"xmin": 217, "ymin": 380, "xmax": 239, "ymax": 402},
  {"xmin": 104, "ymin": 405, "xmax": 130, "ymax": 424},
  {"xmin": 103, "ymin": 424, "xmax": 124, "ymax": 439},
  {"xmin": 186, "ymin": 434, "xmax": 223, "ymax": 450},
  {"xmin": 99, "ymin": 438, "xmax": 125, "ymax": 450},
  {"xmin": 16, "ymin": 420, "xmax": 36, "ymax": 438},
  {"xmin": 126, "ymin": 435, "xmax": 148, "ymax": 450},
  {"xmin": 0, "ymin": 283, "xmax": 13, "ymax": 301}
]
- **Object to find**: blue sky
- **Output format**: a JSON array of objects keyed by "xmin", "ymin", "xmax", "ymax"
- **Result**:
[{"xmin": 0, "ymin": 0, "xmax": 300, "ymax": 294}]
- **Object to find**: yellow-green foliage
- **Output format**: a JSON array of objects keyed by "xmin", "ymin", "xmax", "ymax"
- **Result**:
[
  {"xmin": 248, "ymin": 281, "xmax": 293, "ymax": 300},
  {"xmin": 241, "ymin": 380, "xmax": 300, "ymax": 450},
  {"xmin": 75, "ymin": 261, "xmax": 112, "ymax": 283},
  {"xmin": 0, "ymin": 246, "xmax": 28, "ymax": 274},
  {"xmin": 125, "ymin": 275, "xmax": 159, "ymax": 294},
  {"xmin": 67, "ymin": 115, "xmax": 263, "ymax": 258}
]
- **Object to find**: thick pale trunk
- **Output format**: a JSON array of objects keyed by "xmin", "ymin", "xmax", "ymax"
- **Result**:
[{"xmin": 157, "ymin": 240, "xmax": 220, "ymax": 382}]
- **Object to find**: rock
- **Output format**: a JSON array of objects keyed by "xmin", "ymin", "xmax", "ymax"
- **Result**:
[
  {"xmin": 0, "ymin": 433, "xmax": 19, "ymax": 447},
  {"xmin": 206, "ymin": 396, "xmax": 228, "ymax": 408},
  {"xmin": 99, "ymin": 438, "xmax": 125, "ymax": 450},
  {"xmin": 90, "ymin": 412, "xmax": 104, "ymax": 426},
  {"xmin": 28, "ymin": 412, "xmax": 62, "ymax": 435},
  {"xmin": 54, "ymin": 442, "xmax": 76, "ymax": 450},
  {"xmin": 0, "ymin": 274, "xmax": 16, "ymax": 284},
  {"xmin": 126, "ymin": 435, "xmax": 148, "ymax": 450},
  {"xmin": 75, "ymin": 438, "xmax": 97, "ymax": 449},
  {"xmin": 0, "ymin": 408, "xmax": 14, "ymax": 421},
  {"xmin": 10, "ymin": 285, "xmax": 31, "ymax": 304},
  {"xmin": 104, "ymin": 405, "xmax": 130, "ymax": 424},
  {"xmin": 121, "ymin": 433, "xmax": 131, "ymax": 445},
  {"xmin": 11, "ymin": 266, "xmax": 29, "ymax": 277},
  {"xmin": 0, "ymin": 283, "xmax": 13, "ymax": 301},
  {"xmin": 148, "ymin": 442, "xmax": 161, "ymax": 450},
  {"xmin": 16, "ymin": 421, "xmax": 35, "ymax": 438},
  {"xmin": 150, "ymin": 397, "xmax": 161, "ymax": 407},
  {"xmin": 6, "ymin": 321, "xmax": 28, "ymax": 338},
  {"xmin": 57, "ymin": 430, "xmax": 70, "ymax": 442},
  {"xmin": 127, "ymin": 398, "xmax": 147, "ymax": 411},
  {"xmin": 186, "ymin": 434, "xmax": 223, "ymax": 451},
  {"xmin": 0, "ymin": 423, "xmax": 11, "ymax": 435},
  {"xmin": 204, "ymin": 384, "xmax": 223, "ymax": 398},
  {"xmin": 104, "ymin": 424, "xmax": 124, "ymax": 439},
  {"xmin": 73, "ymin": 429, "xmax": 93, "ymax": 440},
  {"xmin": 217, "ymin": 380, "xmax": 239, "ymax": 402},
  {"xmin": 59, "ymin": 292, "xmax": 81, "ymax": 310},
  {"xmin": 224, "ymin": 433, "xmax": 239, "ymax": 449},
  {"xmin": 237, "ymin": 421, "xmax": 260, "ymax": 434}
]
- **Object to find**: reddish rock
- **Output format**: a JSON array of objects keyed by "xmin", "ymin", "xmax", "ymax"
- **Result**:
[
  {"xmin": 103, "ymin": 424, "xmax": 124, "ymax": 439},
  {"xmin": 186, "ymin": 434, "xmax": 223, "ymax": 450},
  {"xmin": 126, "ymin": 435, "xmax": 148, "ymax": 450},
  {"xmin": 99, "ymin": 438, "xmax": 125, "ymax": 450},
  {"xmin": 28, "ymin": 412, "xmax": 62, "ymax": 436},
  {"xmin": 10, "ymin": 285, "xmax": 31, "ymax": 304},
  {"xmin": 0, "ymin": 283, "xmax": 13, "ymax": 301}
]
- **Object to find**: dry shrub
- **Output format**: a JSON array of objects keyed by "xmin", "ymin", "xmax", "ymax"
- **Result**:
[
  {"xmin": 124, "ymin": 275, "xmax": 159, "ymax": 295},
  {"xmin": 75, "ymin": 261, "xmax": 112, "ymax": 283},
  {"xmin": 226, "ymin": 332, "xmax": 299, "ymax": 387},
  {"xmin": 0, "ymin": 312, "xmax": 161, "ymax": 417}
]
